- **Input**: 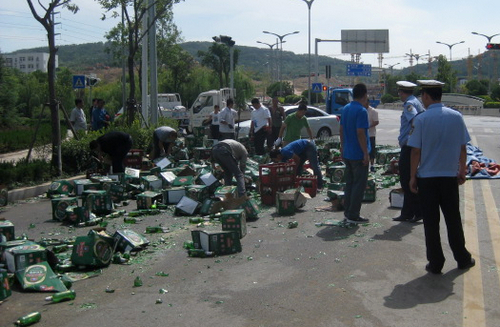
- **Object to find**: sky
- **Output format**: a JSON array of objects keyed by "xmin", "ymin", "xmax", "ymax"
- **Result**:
[{"xmin": 1, "ymin": 0, "xmax": 499, "ymax": 70}]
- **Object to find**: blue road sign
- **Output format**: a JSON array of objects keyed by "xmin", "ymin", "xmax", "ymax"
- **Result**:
[
  {"xmin": 346, "ymin": 64, "xmax": 372, "ymax": 77},
  {"xmin": 311, "ymin": 83, "xmax": 323, "ymax": 93},
  {"xmin": 73, "ymin": 75, "xmax": 86, "ymax": 89}
]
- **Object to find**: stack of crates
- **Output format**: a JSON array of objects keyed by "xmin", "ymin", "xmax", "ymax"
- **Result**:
[
  {"xmin": 259, "ymin": 162, "xmax": 296, "ymax": 205},
  {"xmin": 124, "ymin": 149, "xmax": 144, "ymax": 169}
]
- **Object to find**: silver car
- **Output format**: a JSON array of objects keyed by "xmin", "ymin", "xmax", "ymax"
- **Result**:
[{"xmin": 235, "ymin": 105, "xmax": 340, "ymax": 139}]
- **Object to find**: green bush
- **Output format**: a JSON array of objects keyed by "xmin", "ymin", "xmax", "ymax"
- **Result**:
[
  {"xmin": 0, "ymin": 121, "xmax": 68, "ymax": 153},
  {"xmin": 0, "ymin": 158, "xmax": 52, "ymax": 188},
  {"xmin": 484, "ymin": 101, "xmax": 500, "ymax": 108},
  {"xmin": 381, "ymin": 94, "xmax": 397, "ymax": 104}
]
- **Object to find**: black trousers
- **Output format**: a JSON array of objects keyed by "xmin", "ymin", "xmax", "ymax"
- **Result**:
[
  {"xmin": 418, "ymin": 177, "xmax": 472, "ymax": 270},
  {"xmin": 399, "ymin": 145, "xmax": 422, "ymax": 218},
  {"xmin": 111, "ymin": 135, "xmax": 133, "ymax": 173},
  {"xmin": 253, "ymin": 128, "xmax": 268, "ymax": 155}
]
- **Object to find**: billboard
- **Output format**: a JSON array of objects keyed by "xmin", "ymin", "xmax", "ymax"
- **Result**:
[{"xmin": 341, "ymin": 30, "xmax": 389, "ymax": 54}]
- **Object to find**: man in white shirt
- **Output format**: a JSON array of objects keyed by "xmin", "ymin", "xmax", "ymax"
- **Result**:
[
  {"xmin": 249, "ymin": 98, "xmax": 271, "ymax": 155},
  {"xmin": 219, "ymin": 98, "xmax": 236, "ymax": 140},
  {"xmin": 70, "ymin": 98, "xmax": 87, "ymax": 133}
]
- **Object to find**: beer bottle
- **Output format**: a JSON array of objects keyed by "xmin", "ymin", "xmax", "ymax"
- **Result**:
[
  {"xmin": 189, "ymin": 217, "xmax": 204, "ymax": 224},
  {"xmin": 15, "ymin": 312, "xmax": 41, "ymax": 326},
  {"xmin": 45, "ymin": 289, "xmax": 76, "ymax": 303},
  {"xmin": 134, "ymin": 276, "xmax": 143, "ymax": 287},
  {"xmin": 124, "ymin": 217, "xmax": 142, "ymax": 224}
]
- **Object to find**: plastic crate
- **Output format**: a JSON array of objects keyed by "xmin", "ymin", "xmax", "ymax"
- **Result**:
[
  {"xmin": 295, "ymin": 176, "xmax": 318, "ymax": 198},
  {"xmin": 259, "ymin": 162, "xmax": 297, "ymax": 187}
]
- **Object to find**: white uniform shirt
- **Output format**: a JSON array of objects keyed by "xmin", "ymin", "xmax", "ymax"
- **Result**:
[
  {"xmin": 251, "ymin": 106, "xmax": 271, "ymax": 133},
  {"xmin": 70, "ymin": 107, "xmax": 87, "ymax": 131},
  {"xmin": 219, "ymin": 107, "xmax": 235, "ymax": 133}
]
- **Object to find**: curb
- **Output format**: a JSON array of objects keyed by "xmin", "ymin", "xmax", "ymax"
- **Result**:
[{"xmin": 3, "ymin": 175, "xmax": 86, "ymax": 204}]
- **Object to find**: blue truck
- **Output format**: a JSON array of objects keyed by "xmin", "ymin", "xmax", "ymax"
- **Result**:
[{"xmin": 325, "ymin": 87, "xmax": 380, "ymax": 116}]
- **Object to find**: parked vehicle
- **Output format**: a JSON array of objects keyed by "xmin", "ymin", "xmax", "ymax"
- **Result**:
[
  {"xmin": 188, "ymin": 88, "xmax": 234, "ymax": 133},
  {"xmin": 236, "ymin": 105, "xmax": 340, "ymax": 139},
  {"xmin": 325, "ymin": 87, "xmax": 380, "ymax": 116}
]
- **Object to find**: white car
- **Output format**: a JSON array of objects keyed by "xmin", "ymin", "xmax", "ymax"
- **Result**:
[{"xmin": 235, "ymin": 105, "xmax": 340, "ymax": 139}]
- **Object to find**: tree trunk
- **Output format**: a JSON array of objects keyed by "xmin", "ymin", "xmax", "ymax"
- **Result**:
[
  {"xmin": 48, "ymin": 26, "xmax": 61, "ymax": 176},
  {"xmin": 127, "ymin": 36, "xmax": 136, "ymax": 126}
]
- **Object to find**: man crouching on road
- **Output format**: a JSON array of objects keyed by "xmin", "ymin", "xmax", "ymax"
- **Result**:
[
  {"xmin": 211, "ymin": 139, "xmax": 248, "ymax": 198},
  {"xmin": 269, "ymin": 139, "xmax": 323, "ymax": 191}
]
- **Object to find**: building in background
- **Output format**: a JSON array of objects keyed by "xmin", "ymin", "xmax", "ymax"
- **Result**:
[{"xmin": 2, "ymin": 52, "xmax": 57, "ymax": 73}]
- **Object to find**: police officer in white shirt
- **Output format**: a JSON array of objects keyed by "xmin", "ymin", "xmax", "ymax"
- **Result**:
[{"xmin": 249, "ymin": 98, "xmax": 271, "ymax": 155}]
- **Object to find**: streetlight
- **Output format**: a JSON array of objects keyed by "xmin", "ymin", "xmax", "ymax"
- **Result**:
[
  {"xmin": 263, "ymin": 30, "xmax": 299, "ymax": 96},
  {"xmin": 436, "ymin": 40, "xmax": 465, "ymax": 61},
  {"xmin": 213, "ymin": 35, "xmax": 235, "ymax": 97},
  {"xmin": 471, "ymin": 31, "xmax": 500, "ymax": 94},
  {"xmin": 384, "ymin": 63, "xmax": 400, "ymax": 74},
  {"xmin": 257, "ymin": 40, "xmax": 279, "ymax": 81},
  {"xmin": 300, "ymin": 0, "xmax": 315, "ymax": 104}
]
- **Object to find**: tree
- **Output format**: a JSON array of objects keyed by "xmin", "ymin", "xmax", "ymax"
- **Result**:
[
  {"xmin": 435, "ymin": 55, "xmax": 456, "ymax": 93},
  {"xmin": 465, "ymin": 79, "xmax": 489, "ymax": 96},
  {"xmin": 267, "ymin": 81, "xmax": 294, "ymax": 98},
  {"xmin": 197, "ymin": 42, "xmax": 240, "ymax": 89},
  {"xmin": 27, "ymin": 0, "xmax": 79, "ymax": 176},
  {"xmin": 97, "ymin": 0, "xmax": 181, "ymax": 125},
  {"xmin": 0, "ymin": 54, "xmax": 21, "ymax": 126}
]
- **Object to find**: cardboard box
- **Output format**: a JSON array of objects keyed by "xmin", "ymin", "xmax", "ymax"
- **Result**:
[
  {"xmin": 0, "ymin": 268, "xmax": 11, "ymax": 300},
  {"xmin": 390, "ymin": 188, "xmax": 404, "ymax": 208},
  {"xmin": 220, "ymin": 209, "xmax": 247, "ymax": 238},
  {"xmin": 185, "ymin": 185, "xmax": 209, "ymax": 203},
  {"xmin": 51, "ymin": 197, "xmax": 79, "ymax": 221},
  {"xmin": 0, "ymin": 219, "xmax": 15, "ymax": 242},
  {"xmin": 73, "ymin": 179, "xmax": 100, "ymax": 196},
  {"xmin": 276, "ymin": 192, "xmax": 296, "ymax": 216},
  {"xmin": 174, "ymin": 196, "xmax": 200, "ymax": 216},
  {"xmin": 5, "ymin": 243, "xmax": 47, "ymax": 273},
  {"xmin": 199, "ymin": 198, "xmax": 223, "ymax": 216},
  {"xmin": 47, "ymin": 180, "xmax": 74, "ymax": 196},
  {"xmin": 108, "ymin": 184, "xmax": 127, "ymax": 203},
  {"xmin": 238, "ymin": 198, "xmax": 260, "ymax": 220},
  {"xmin": 327, "ymin": 190, "xmax": 345, "ymax": 211},
  {"xmin": 214, "ymin": 185, "xmax": 238, "ymax": 199},
  {"xmin": 160, "ymin": 171, "xmax": 177, "ymax": 188},
  {"xmin": 193, "ymin": 230, "xmax": 242, "ymax": 255},
  {"xmin": 377, "ymin": 148, "xmax": 400, "ymax": 165},
  {"xmin": 328, "ymin": 165, "xmax": 346, "ymax": 183},
  {"xmin": 82, "ymin": 190, "xmax": 113, "ymax": 215},
  {"xmin": 193, "ymin": 147, "xmax": 212, "ymax": 161},
  {"xmin": 362, "ymin": 179, "xmax": 377, "ymax": 202},
  {"xmin": 113, "ymin": 229, "xmax": 149, "ymax": 253},
  {"xmin": 71, "ymin": 230, "xmax": 114, "ymax": 267},
  {"xmin": 136, "ymin": 191, "xmax": 163, "ymax": 210},
  {"xmin": 162, "ymin": 187, "xmax": 186, "ymax": 205},
  {"xmin": 16, "ymin": 261, "xmax": 67, "ymax": 292},
  {"xmin": 283, "ymin": 188, "xmax": 311, "ymax": 209},
  {"xmin": 172, "ymin": 176, "xmax": 194, "ymax": 187},
  {"xmin": 141, "ymin": 175, "xmax": 163, "ymax": 191},
  {"xmin": 65, "ymin": 206, "xmax": 90, "ymax": 226}
]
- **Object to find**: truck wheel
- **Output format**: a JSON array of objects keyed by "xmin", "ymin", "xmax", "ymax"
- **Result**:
[{"xmin": 317, "ymin": 127, "xmax": 331, "ymax": 139}]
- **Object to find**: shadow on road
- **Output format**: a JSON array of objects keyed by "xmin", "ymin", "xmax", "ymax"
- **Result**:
[{"xmin": 383, "ymin": 269, "xmax": 466, "ymax": 309}]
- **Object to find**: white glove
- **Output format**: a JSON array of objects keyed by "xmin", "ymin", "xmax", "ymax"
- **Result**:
[{"xmin": 274, "ymin": 137, "xmax": 282, "ymax": 147}]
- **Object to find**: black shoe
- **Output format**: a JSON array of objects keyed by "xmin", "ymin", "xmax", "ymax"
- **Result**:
[
  {"xmin": 346, "ymin": 216, "xmax": 370, "ymax": 224},
  {"xmin": 393, "ymin": 215, "xmax": 411, "ymax": 222},
  {"xmin": 425, "ymin": 264, "xmax": 442, "ymax": 274},
  {"xmin": 408, "ymin": 216, "xmax": 423, "ymax": 223},
  {"xmin": 458, "ymin": 258, "xmax": 476, "ymax": 270}
]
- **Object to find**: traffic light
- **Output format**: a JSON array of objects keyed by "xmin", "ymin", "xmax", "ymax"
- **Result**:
[
  {"xmin": 322, "ymin": 85, "xmax": 328, "ymax": 91},
  {"xmin": 486, "ymin": 43, "xmax": 500, "ymax": 50}
]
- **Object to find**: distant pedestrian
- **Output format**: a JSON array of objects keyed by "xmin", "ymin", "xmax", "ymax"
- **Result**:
[
  {"xmin": 203, "ymin": 105, "xmax": 221, "ymax": 140},
  {"xmin": 393, "ymin": 81, "xmax": 426, "ymax": 223},
  {"xmin": 270, "ymin": 139, "xmax": 323, "ymax": 190},
  {"xmin": 275, "ymin": 103, "xmax": 313, "ymax": 147},
  {"xmin": 91, "ymin": 99, "xmax": 110, "ymax": 131},
  {"xmin": 408, "ymin": 79, "xmax": 475, "ymax": 274},
  {"xmin": 152, "ymin": 126, "xmax": 178, "ymax": 159},
  {"xmin": 70, "ymin": 98, "xmax": 87, "ymax": 133},
  {"xmin": 90, "ymin": 131, "xmax": 132, "ymax": 174},
  {"xmin": 89, "ymin": 98, "xmax": 98, "ymax": 127},
  {"xmin": 211, "ymin": 139, "xmax": 248, "ymax": 198},
  {"xmin": 367, "ymin": 104, "xmax": 379, "ymax": 172},
  {"xmin": 219, "ymin": 98, "xmax": 237, "ymax": 140},
  {"xmin": 340, "ymin": 83, "xmax": 370, "ymax": 224},
  {"xmin": 249, "ymin": 98, "xmax": 271, "ymax": 155},
  {"xmin": 267, "ymin": 97, "xmax": 286, "ymax": 149}
]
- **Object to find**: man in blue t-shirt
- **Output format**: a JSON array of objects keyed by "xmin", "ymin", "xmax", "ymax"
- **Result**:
[
  {"xmin": 340, "ymin": 83, "xmax": 370, "ymax": 224},
  {"xmin": 270, "ymin": 139, "xmax": 323, "ymax": 190},
  {"xmin": 408, "ymin": 79, "xmax": 474, "ymax": 275}
]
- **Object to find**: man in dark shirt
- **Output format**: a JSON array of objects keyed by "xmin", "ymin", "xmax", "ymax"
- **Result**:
[{"xmin": 90, "ymin": 131, "xmax": 132, "ymax": 173}]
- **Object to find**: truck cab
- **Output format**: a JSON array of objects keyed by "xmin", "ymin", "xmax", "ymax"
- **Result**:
[
  {"xmin": 188, "ymin": 88, "xmax": 233, "ymax": 132},
  {"xmin": 325, "ymin": 88, "xmax": 353, "ymax": 116}
]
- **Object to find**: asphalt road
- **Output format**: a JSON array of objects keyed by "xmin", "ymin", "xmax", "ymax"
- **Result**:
[{"xmin": 1, "ymin": 108, "xmax": 499, "ymax": 327}]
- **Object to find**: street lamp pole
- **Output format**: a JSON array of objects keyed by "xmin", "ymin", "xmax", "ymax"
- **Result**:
[
  {"xmin": 263, "ymin": 30, "xmax": 299, "ymax": 97},
  {"xmin": 471, "ymin": 31, "xmax": 500, "ymax": 94},
  {"xmin": 435, "ymin": 40, "xmax": 465, "ymax": 61},
  {"xmin": 302, "ymin": 0, "xmax": 315, "ymax": 104},
  {"xmin": 257, "ymin": 40, "xmax": 279, "ymax": 81}
]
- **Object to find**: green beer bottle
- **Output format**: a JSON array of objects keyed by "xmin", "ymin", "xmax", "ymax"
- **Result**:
[
  {"xmin": 189, "ymin": 217, "xmax": 204, "ymax": 224},
  {"xmin": 124, "ymin": 217, "xmax": 142, "ymax": 224},
  {"xmin": 15, "ymin": 312, "xmax": 41, "ymax": 326},
  {"xmin": 45, "ymin": 289, "xmax": 76, "ymax": 303},
  {"xmin": 134, "ymin": 276, "xmax": 143, "ymax": 287}
]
